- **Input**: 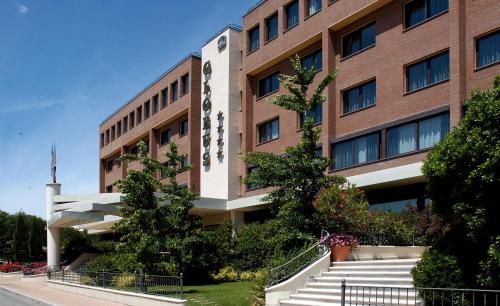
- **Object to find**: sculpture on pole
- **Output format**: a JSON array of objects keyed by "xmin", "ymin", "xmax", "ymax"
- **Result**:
[{"xmin": 51, "ymin": 142, "xmax": 57, "ymax": 184}]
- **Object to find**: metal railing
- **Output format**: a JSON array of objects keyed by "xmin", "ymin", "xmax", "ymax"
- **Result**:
[
  {"xmin": 341, "ymin": 282, "xmax": 500, "ymax": 306},
  {"xmin": 48, "ymin": 268, "xmax": 183, "ymax": 299},
  {"xmin": 343, "ymin": 231, "xmax": 417, "ymax": 246},
  {"xmin": 267, "ymin": 231, "xmax": 331, "ymax": 287}
]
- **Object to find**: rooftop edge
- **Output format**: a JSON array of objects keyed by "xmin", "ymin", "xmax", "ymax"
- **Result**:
[{"xmin": 202, "ymin": 24, "xmax": 243, "ymax": 48}]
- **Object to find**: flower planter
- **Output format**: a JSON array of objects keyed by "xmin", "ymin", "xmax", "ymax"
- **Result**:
[{"xmin": 331, "ymin": 245, "xmax": 350, "ymax": 262}]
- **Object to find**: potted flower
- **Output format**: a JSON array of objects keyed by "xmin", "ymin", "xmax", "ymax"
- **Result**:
[{"xmin": 330, "ymin": 234, "xmax": 358, "ymax": 262}]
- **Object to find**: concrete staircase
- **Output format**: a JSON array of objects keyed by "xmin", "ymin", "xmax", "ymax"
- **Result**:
[{"xmin": 279, "ymin": 258, "xmax": 419, "ymax": 306}]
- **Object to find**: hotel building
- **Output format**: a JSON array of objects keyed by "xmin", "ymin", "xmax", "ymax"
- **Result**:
[{"xmin": 98, "ymin": 0, "xmax": 500, "ymax": 226}]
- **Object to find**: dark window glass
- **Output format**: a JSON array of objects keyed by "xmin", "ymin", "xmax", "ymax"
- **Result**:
[
  {"xmin": 300, "ymin": 104, "xmax": 322, "ymax": 127},
  {"xmin": 160, "ymin": 129, "xmax": 171, "ymax": 145},
  {"xmin": 153, "ymin": 95, "xmax": 159, "ymax": 113},
  {"xmin": 106, "ymin": 160, "xmax": 113, "ymax": 172},
  {"xmin": 111, "ymin": 126, "xmax": 115, "ymax": 140},
  {"xmin": 137, "ymin": 106, "xmax": 142, "ymax": 124},
  {"xmin": 100, "ymin": 133, "xmax": 104, "ymax": 148},
  {"xmin": 307, "ymin": 0, "xmax": 322, "ymax": 16},
  {"xmin": 343, "ymin": 80, "xmax": 376, "ymax": 114},
  {"xmin": 315, "ymin": 146, "xmax": 323, "ymax": 157},
  {"xmin": 123, "ymin": 117, "xmax": 128, "ymax": 132},
  {"xmin": 405, "ymin": 0, "xmax": 448, "ymax": 29},
  {"xmin": 117, "ymin": 122, "xmax": 121, "ymax": 136},
  {"xmin": 333, "ymin": 133, "xmax": 379, "ymax": 169},
  {"xmin": 180, "ymin": 155, "xmax": 189, "ymax": 169},
  {"xmin": 129, "ymin": 112, "xmax": 135, "ymax": 128},
  {"xmin": 266, "ymin": 13, "xmax": 278, "ymax": 41},
  {"xmin": 144, "ymin": 101, "xmax": 150, "ymax": 119},
  {"xmin": 181, "ymin": 74, "xmax": 189, "ymax": 95},
  {"xmin": 258, "ymin": 118, "xmax": 279, "ymax": 143},
  {"xmin": 407, "ymin": 51, "xmax": 449, "ymax": 92},
  {"xmin": 301, "ymin": 49, "xmax": 322, "ymax": 70},
  {"xmin": 171, "ymin": 81, "xmax": 178, "ymax": 101},
  {"xmin": 258, "ymin": 72, "xmax": 280, "ymax": 97},
  {"xmin": 106, "ymin": 185, "xmax": 113, "ymax": 193},
  {"xmin": 387, "ymin": 123, "xmax": 417, "ymax": 157},
  {"xmin": 285, "ymin": 0, "xmax": 299, "ymax": 29},
  {"xmin": 247, "ymin": 166, "xmax": 261, "ymax": 190},
  {"xmin": 180, "ymin": 119, "xmax": 189, "ymax": 136},
  {"xmin": 130, "ymin": 146, "xmax": 139, "ymax": 155},
  {"xmin": 476, "ymin": 30, "xmax": 500, "ymax": 68},
  {"xmin": 161, "ymin": 88, "xmax": 168, "ymax": 107},
  {"xmin": 249, "ymin": 25, "xmax": 260, "ymax": 52},
  {"xmin": 342, "ymin": 22, "xmax": 375, "ymax": 58}
]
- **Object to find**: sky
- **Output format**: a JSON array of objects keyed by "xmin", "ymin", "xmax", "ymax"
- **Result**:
[{"xmin": 0, "ymin": 0, "xmax": 256, "ymax": 219}]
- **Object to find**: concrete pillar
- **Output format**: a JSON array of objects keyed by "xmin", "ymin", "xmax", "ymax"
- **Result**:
[
  {"xmin": 230, "ymin": 210, "xmax": 245, "ymax": 238},
  {"xmin": 46, "ymin": 183, "xmax": 61, "ymax": 268}
]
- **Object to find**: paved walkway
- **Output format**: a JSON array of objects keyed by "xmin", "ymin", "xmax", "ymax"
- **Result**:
[{"xmin": 0, "ymin": 275, "xmax": 125, "ymax": 306}]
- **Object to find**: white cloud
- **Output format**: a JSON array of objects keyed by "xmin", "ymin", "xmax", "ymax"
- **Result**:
[
  {"xmin": 16, "ymin": 4, "xmax": 28, "ymax": 14},
  {"xmin": 0, "ymin": 99, "xmax": 61, "ymax": 113}
]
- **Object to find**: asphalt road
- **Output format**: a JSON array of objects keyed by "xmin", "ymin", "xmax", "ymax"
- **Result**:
[{"xmin": 0, "ymin": 288, "xmax": 49, "ymax": 306}]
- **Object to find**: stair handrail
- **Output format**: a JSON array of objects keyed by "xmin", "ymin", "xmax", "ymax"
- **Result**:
[{"xmin": 267, "ymin": 230, "xmax": 332, "ymax": 288}]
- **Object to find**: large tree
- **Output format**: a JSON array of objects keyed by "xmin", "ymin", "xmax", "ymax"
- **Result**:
[
  {"xmin": 418, "ymin": 75, "xmax": 500, "ymax": 288},
  {"xmin": 13, "ymin": 212, "xmax": 29, "ymax": 262},
  {"xmin": 244, "ymin": 56, "xmax": 336, "ymax": 247}
]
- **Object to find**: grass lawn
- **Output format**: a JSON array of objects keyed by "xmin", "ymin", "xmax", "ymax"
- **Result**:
[{"xmin": 183, "ymin": 281, "xmax": 254, "ymax": 306}]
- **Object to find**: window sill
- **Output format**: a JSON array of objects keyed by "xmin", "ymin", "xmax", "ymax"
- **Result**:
[
  {"xmin": 403, "ymin": 10, "xmax": 449, "ymax": 33},
  {"xmin": 247, "ymin": 47, "xmax": 260, "ymax": 56},
  {"xmin": 159, "ymin": 142, "xmax": 171, "ymax": 148},
  {"xmin": 296, "ymin": 121, "xmax": 322, "ymax": 132},
  {"xmin": 304, "ymin": 9, "xmax": 321, "ymax": 21},
  {"xmin": 264, "ymin": 36, "xmax": 278, "ymax": 46},
  {"xmin": 340, "ymin": 103, "xmax": 376, "ymax": 118},
  {"xmin": 256, "ymin": 88, "xmax": 279, "ymax": 101},
  {"xmin": 179, "ymin": 132, "xmax": 188, "ymax": 138},
  {"xmin": 404, "ymin": 78, "xmax": 449, "ymax": 96},
  {"xmin": 283, "ymin": 23, "xmax": 299, "ymax": 35},
  {"xmin": 474, "ymin": 60, "xmax": 500, "ymax": 72},
  {"xmin": 256, "ymin": 137, "xmax": 279, "ymax": 147},
  {"xmin": 328, "ymin": 0, "xmax": 337, "ymax": 7},
  {"xmin": 340, "ymin": 44, "xmax": 376, "ymax": 62}
]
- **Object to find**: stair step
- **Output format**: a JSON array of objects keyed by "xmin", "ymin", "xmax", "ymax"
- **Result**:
[
  {"xmin": 323, "ymin": 271, "xmax": 411, "ymax": 277},
  {"xmin": 287, "ymin": 294, "xmax": 421, "ymax": 305},
  {"xmin": 330, "ymin": 265, "xmax": 415, "ymax": 271},
  {"xmin": 305, "ymin": 283, "xmax": 414, "ymax": 290},
  {"xmin": 280, "ymin": 299, "xmax": 341, "ymax": 306},
  {"xmin": 298, "ymin": 287, "xmax": 417, "ymax": 296},
  {"xmin": 331, "ymin": 259, "xmax": 419, "ymax": 267}
]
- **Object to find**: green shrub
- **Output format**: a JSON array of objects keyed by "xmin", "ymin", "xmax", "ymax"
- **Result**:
[
  {"xmin": 412, "ymin": 250, "xmax": 464, "ymax": 288},
  {"xmin": 112, "ymin": 274, "xmax": 135, "ymax": 288},
  {"xmin": 249, "ymin": 269, "xmax": 267, "ymax": 306},
  {"xmin": 211, "ymin": 266, "xmax": 239, "ymax": 282},
  {"xmin": 232, "ymin": 222, "xmax": 278, "ymax": 271},
  {"xmin": 477, "ymin": 236, "xmax": 500, "ymax": 288},
  {"xmin": 85, "ymin": 254, "xmax": 118, "ymax": 273}
]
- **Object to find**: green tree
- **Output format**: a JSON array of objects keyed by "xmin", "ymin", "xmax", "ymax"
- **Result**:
[
  {"xmin": 27, "ymin": 216, "xmax": 45, "ymax": 261},
  {"xmin": 418, "ymin": 75, "xmax": 500, "ymax": 288},
  {"xmin": 13, "ymin": 212, "xmax": 29, "ymax": 262},
  {"xmin": 243, "ymin": 56, "xmax": 336, "ymax": 248}
]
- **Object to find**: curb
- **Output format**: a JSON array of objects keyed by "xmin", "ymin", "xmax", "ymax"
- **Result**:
[{"xmin": 0, "ymin": 286, "xmax": 53, "ymax": 306}]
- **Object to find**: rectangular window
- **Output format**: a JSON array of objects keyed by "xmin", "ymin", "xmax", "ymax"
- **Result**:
[
  {"xmin": 407, "ymin": 51, "xmax": 449, "ymax": 92},
  {"xmin": 258, "ymin": 72, "xmax": 279, "ymax": 97},
  {"xmin": 180, "ymin": 119, "xmax": 189, "ymax": 136},
  {"xmin": 144, "ymin": 101, "xmax": 150, "ymax": 119},
  {"xmin": 307, "ymin": 0, "xmax": 322, "ymax": 16},
  {"xmin": 111, "ymin": 125, "xmax": 115, "ymax": 141},
  {"xmin": 160, "ymin": 129, "xmax": 171, "ymax": 145},
  {"xmin": 153, "ymin": 95, "xmax": 159, "ymax": 113},
  {"xmin": 333, "ymin": 133, "xmax": 379, "ymax": 169},
  {"xmin": 105, "ymin": 129, "xmax": 110, "ymax": 144},
  {"xmin": 117, "ymin": 121, "xmax": 122, "ymax": 137},
  {"xmin": 265, "ymin": 13, "xmax": 278, "ymax": 41},
  {"xmin": 343, "ymin": 80, "xmax": 376, "ymax": 114},
  {"xmin": 247, "ymin": 166, "xmax": 261, "ymax": 190},
  {"xmin": 161, "ymin": 88, "xmax": 168, "ymax": 108},
  {"xmin": 123, "ymin": 117, "xmax": 128, "ymax": 132},
  {"xmin": 106, "ymin": 185, "xmax": 113, "ymax": 193},
  {"xmin": 285, "ymin": 0, "xmax": 299, "ymax": 30},
  {"xmin": 300, "ymin": 104, "xmax": 322, "ymax": 127},
  {"xmin": 248, "ymin": 25, "xmax": 260, "ymax": 52},
  {"xmin": 129, "ymin": 112, "xmax": 135, "ymax": 129},
  {"xmin": 405, "ymin": 0, "xmax": 448, "ymax": 29},
  {"xmin": 387, "ymin": 113, "xmax": 449, "ymax": 157},
  {"xmin": 476, "ymin": 30, "xmax": 500, "ymax": 68},
  {"xmin": 315, "ymin": 145, "xmax": 323, "ymax": 157},
  {"xmin": 180, "ymin": 155, "xmax": 189, "ymax": 169},
  {"xmin": 100, "ymin": 133, "xmax": 104, "ymax": 148},
  {"xmin": 342, "ymin": 22, "xmax": 376, "ymax": 58},
  {"xmin": 171, "ymin": 81, "xmax": 178, "ymax": 101},
  {"xmin": 181, "ymin": 74, "xmax": 189, "ymax": 95},
  {"xmin": 106, "ymin": 159, "xmax": 113, "ymax": 172},
  {"xmin": 136, "ymin": 106, "xmax": 142, "ymax": 124},
  {"xmin": 129, "ymin": 145, "xmax": 139, "ymax": 155},
  {"xmin": 301, "ymin": 49, "xmax": 322, "ymax": 71},
  {"xmin": 258, "ymin": 118, "xmax": 279, "ymax": 143}
]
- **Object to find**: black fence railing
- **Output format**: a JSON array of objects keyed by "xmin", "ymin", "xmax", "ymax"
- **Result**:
[
  {"xmin": 48, "ymin": 269, "xmax": 183, "ymax": 299},
  {"xmin": 341, "ymin": 282, "xmax": 500, "ymax": 306},
  {"xmin": 343, "ymin": 231, "xmax": 418, "ymax": 246}
]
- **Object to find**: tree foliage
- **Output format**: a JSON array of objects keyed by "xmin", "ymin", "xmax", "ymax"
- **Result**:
[{"xmin": 244, "ymin": 56, "xmax": 336, "ymax": 247}]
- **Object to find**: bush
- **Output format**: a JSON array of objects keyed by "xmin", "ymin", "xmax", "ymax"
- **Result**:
[
  {"xmin": 85, "ymin": 254, "xmax": 117, "ymax": 273},
  {"xmin": 477, "ymin": 236, "xmax": 500, "ymax": 288},
  {"xmin": 249, "ymin": 269, "xmax": 267, "ymax": 306},
  {"xmin": 412, "ymin": 250, "xmax": 464, "ymax": 288},
  {"xmin": 112, "ymin": 274, "xmax": 135, "ymax": 288},
  {"xmin": 211, "ymin": 266, "xmax": 239, "ymax": 282},
  {"xmin": 232, "ymin": 222, "xmax": 278, "ymax": 271}
]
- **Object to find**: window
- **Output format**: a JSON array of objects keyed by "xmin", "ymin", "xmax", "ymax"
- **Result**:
[
  {"xmin": 111, "ymin": 125, "xmax": 115, "ymax": 141},
  {"xmin": 180, "ymin": 155, "xmax": 189, "ymax": 169},
  {"xmin": 306, "ymin": 0, "xmax": 322, "ymax": 16},
  {"xmin": 171, "ymin": 81, "xmax": 178, "ymax": 101},
  {"xmin": 153, "ymin": 95, "xmax": 159, "ymax": 113},
  {"xmin": 136, "ymin": 106, "xmax": 142, "ymax": 124},
  {"xmin": 106, "ymin": 185, "xmax": 113, "ymax": 193},
  {"xmin": 285, "ymin": 0, "xmax": 299, "ymax": 30},
  {"xmin": 404, "ymin": 0, "xmax": 448, "ymax": 29},
  {"xmin": 301, "ymin": 49, "xmax": 322, "ymax": 71},
  {"xmin": 342, "ymin": 22, "xmax": 376, "ymax": 58},
  {"xmin": 247, "ymin": 166, "xmax": 261, "ymax": 190},
  {"xmin": 258, "ymin": 118, "xmax": 279, "ymax": 143},
  {"xmin": 343, "ymin": 80, "xmax": 376, "ymax": 114},
  {"xmin": 129, "ymin": 146, "xmax": 139, "ymax": 155},
  {"xmin": 181, "ymin": 74, "xmax": 189, "ymax": 95},
  {"xmin": 248, "ymin": 25, "xmax": 260, "ymax": 52},
  {"xmin": 160, "ymin": 162, "xmax": 168, "ymax": 179},
  {"xmin": 406, "ymin": 51, "xmax": 449, "ymax": 92},
  {"xmin": 161, "ymin": 88, "xmax": 168, "ymax": 108},
  {"xmin": 333, "ymin": 133, "xmax": 379, "ymax": 169},
  {"xmin": 117, "ymin": 121, "xmax": 122, "ymax": 137},
  {"xmin": 129, "ymin": 112, "xmax": 135, "ymax": 129},
  {"xmin": 300, "ymin": 104, "xmax": 322, "ymax": 127},
  {"xmin": 144, "ymin": 101, "xmax": 150, "ymax": 119},
  {"xmin": 160, "ymin": 129, "xmax": 171, "ymax": 145},
  {"xmin": 105, "ymin": 129, "xmax": 110, "ymax": 144},
  {"xmin": 100, "ymin": 133, "xmax": 104, "ymax": 148},
  {"xmin": 258, "ymin": 72, "xmax": 279, "ymax": 97},
  {"xmin": 315, "ymin": 145, "xmax": 323, "ymax": 157},
  {"xmin": 265, "ymin": 13, "xmax": 278, "ymax": 41},
  {"xmin": 180, "ymin": 119, "xmax": 189, "ymax": 136},
  {"xmin": 476, "ymin": 30, "xmax": 500, "ymax": 68},
  {"xmin": 387, "ymin": 113, "xmax": 449, "ymax": 157},
  {"xmin": 106, "ymin": 159, "xmax": 113, "ymax": 172},
  {"xmin": 123, "ymin": 117, "xmax": 128, "ymax": 132}
]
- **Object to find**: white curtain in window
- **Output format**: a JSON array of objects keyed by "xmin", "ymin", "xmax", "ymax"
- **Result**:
[
  {"xmin": 335, "ymin": 142, "xmax": 353, "ymax": 169},
  {"xmin": 361, "ymin": 81, "xmax": 376, "ymax": 108},
  {"xmin": 419, "ymin": 114, "xmax": 449, "ymax": 149},
  {"xmin": 354, "ymin": 134, "xmax": 378, "ymax": 164},
  {"xmin": 308, "ymin": 0, "xmax": 321, "ymax": 15},
  {"xmin": 408, "ymin": 61, "xmax": 427, "ymax": 91},
  {"xmin": 388, "ymin": 124, "xmax": 417, "ymax": 157},
  {"xmin": 430, "ymin": 53, "xmax": 449, "ymax": 83},
  {"xmin": 271, "ymin": 120, "xmax": 279, "ymax": 139},
  {"xmin": 478, "ymin": 32, "xmax": 500, "ymax": 67}
]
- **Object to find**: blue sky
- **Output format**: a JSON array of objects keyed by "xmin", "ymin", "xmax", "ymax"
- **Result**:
[{"xmin": 0, "ymin": 0, "xmax": 255, "ymax": 218}]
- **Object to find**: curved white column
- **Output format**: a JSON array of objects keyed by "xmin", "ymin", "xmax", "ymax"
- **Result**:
[{"xmin": 46, "ymin": 183, "xmax": 61, "ymax": 267}]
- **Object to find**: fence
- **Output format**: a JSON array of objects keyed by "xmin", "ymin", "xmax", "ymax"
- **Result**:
[
  {"xmin": 48, "ymin": 269, "xmax": 183, "ymax": 299},
  {"xmin": 341, "ymin": 282, "xmax": 500, "ymax": 306}
]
